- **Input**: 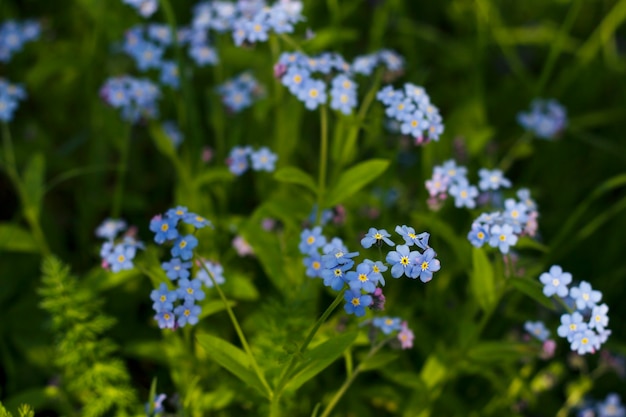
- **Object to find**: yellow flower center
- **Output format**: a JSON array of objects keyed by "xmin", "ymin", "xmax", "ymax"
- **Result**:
[
  {"xmin": 581, "ymin": 337, "xmax": 589, "ymax": 345},
  {"xmin": 253, "ymin": 24, "xmax": 262, "ymax": 32},
  {"xmin": 184, "ymin": 309, "xmax": 191, "ymax": 317},
  {"xmin": 312, "ymin": 261, "xmax": 321, "ymax": 270},
  {"xmin": 179, "ymin": 240, "xmax": 187, "ymax": 249},
  {"xmin": 358, "ymin": 273, "xmax": 368, "ymax": 282},
  {"xmin": 309, "ymin": 89, "xmax": 319, "ymax": 98},
  {"xmin": 342, "ymin": 80, "xmax": 351, "ymax": 89},
  {"xmin": 161, "ymin": 224, "xmax": 169, "ymax": 231},
  {"xmin": 333, "ymin": 269, "xmax": 342, "ymax": 277},
  {"xmin": 374, "ymin": 233, "xmax": 382, "ymax": 239},
  {"xmin": 400, "ymin": 256, "xmax": 410, "ymax": 266},
  {"xmin": 582, "ymin": 293, "xmax": 589, "ymax": 301},
  {"xmin": 160, "ymin": 295, "xmax": 166, "ymax": 302},
  {"xmin": 460, "ymin": 191, "xmax": 468, "ymax": 198},
  {"xmin": 499, "ymin": 234, "xmax": 506, "ymax": 241},
  {"xmin": 117, "ymin": 255, "xmax": 125, "ymax": 263},
  {"xmin": 385, "ymin": 319, "xmax": 393, "ymax": 325},
  {"xmin": 373, "ymin": 265, "xmax": 380, "ymax": 273},
  {"xmin": 186, "ymin": 288, "xmax": 194, "ymax": 295},
  {"xmin": 163, "ymin": 313, "xmax": 171, "ymax": 320},
  {"xmin": 477, "ymin": 232, "xmax": 485, "ymax": 239},
  {"xmin": 569, "ymin": 324, "xmax": 577, "ymax": 331},
  {"xmin": 294, "ymin": 75, "xmax": 302, "ymax": 84},
  {"xmin": 552, "ymin": 278, "xmax": 560, "ymax": 286},
  {"xmin": 421, "ymin": 261, "xmax": 429, "ymax": 271},
  {"xmin": 351, "ymin": 297, "xmax": 360, "ymax": 306},
  {"xmin": 306, "ymin": 236, "xmax": 315, "ymax": 244}
]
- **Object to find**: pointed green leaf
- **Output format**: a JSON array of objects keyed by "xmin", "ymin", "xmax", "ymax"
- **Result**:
[
  {"xmin": 274, "ymin": 166, "xmax": 317, "ymax": 195},
  {"xmin": 0, "ymin": 223, "xmax": 38, "ymax": 253},
  {"xmin": 196, "ymin": 333, "xmax": 269, "ymax": 398},
  {"xmin": 285, "ymin": 331, "xmax": 358, "ymax": 392},
  {"xmin": 22, "ymin": 153, "xmax": 45, "ymax": 214},
  {"xmin": 509, "ymin": 277, "xmax": 556, "ymax": 311},
  {"xmin": 467, "ymin": 341, "xmax": 536, "ymax": 363},
  {"xmin": 470, "ymin": 248, "xmax": 496, "ymax": 311},
  {"xmin": 148, "ymin": 122, "xmax": 176, "ymax": 159},
  {"xmin": 326, "ymin": 159, "xmax": 389, "ymax": 207}
]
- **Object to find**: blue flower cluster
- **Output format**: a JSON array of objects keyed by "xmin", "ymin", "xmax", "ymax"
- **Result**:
[
  {"xmin": 370, "ymin": 317, "xmax": 414, "ymax": 349},
  {"xmin": 96, "ymin": 218, "xmax": 144, "ymax": 273},
  {"xmin": 376, "ymin": 82, "xmax": 444, "ymax": 144},
  {"xmin": 299, "ymin": 225, "xmax": 440, "ymax": 317},
  {"xmin": 517, "ymin": 98, "xmax": 567, "ymax": 140},
  {"xmin": 0, "ymin": 20, "xmax": 40, "ymax": 63},
  {"xmin": 537, "ymin": 265, "xmax": 611, "ymax": 355},
  {"xmin": 216, "ymin": 72, "xmax": 263, "ymax": 113},
  {"xmin": 524, "ymin": 320, "xmax": 550, "ymax": 342},
  {"xmin": 148, "ymin": 206, "xmax": 223, "ymax": 329},
  {"xmin": 351, "ymin": 49, "xmax": 405, "ymax": 76},
  {"xmin": 425, "ymin": 159, "xmax": 477, "ymax": 208},
  {"xmin": 226, "ymin": 145, "xmax": 278, "ymax": 175},
  {"xmin": 577, "ymin": 393, "xmax": 625, "ymax": 417},
  {"xmin": 121, "ymin": 24, "xmax": 183, "ymax": 88},
  {"xmin": 0, "ymin": 79, "xmax": 26, "ymax": 122},
  {"xmin": 275, "ymin": 49, "xmax": 404, "ymax": 113},
  {"xmin": 99, "ymin": 76, "xmax": 161, "ymax": 123},
  {"xmin": 122, "ymin": 0, "xmax": 158, "ymax": 18}
]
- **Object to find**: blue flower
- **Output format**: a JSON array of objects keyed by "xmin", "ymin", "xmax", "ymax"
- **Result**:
[
  {"xmin": 524, "ymin": 320, "xmax": 550, "ymax": 342},
  {"xmin": 195, "ymin": 260, "xmax": 226, "ymax": 287},
  {"xmin": 154, "ymin": 309, "xmax": 176, "ymax": 329},
  {"xmin": 123, "ymin": 0, "xmax": 158, "ymax": 17},
  {"xmin": 517, "ymin": 98, "xmax": 567, "ymax": 140},
  {"xmin": 177, "ymin": 278, "xmax": 205, "ymax": 302},
  {"xmin": 321, "ymin": 245, "xmax": 359, "ymax": 269},
  {"xmin": 449, "ymin": 181, "xmax": 478, "ymax": 209},
  {"xmin": 161, "ymin": 258, "xmax": 192, "ymax": 281},
  {"xmin": 189, "ymin": 43, "xmax": 219, "ymax": 66},
  {"xmin": 385, "ymin": 244, "xmax": 416, "ymax": 279},
  {"xmin": 569, "ymin": 281, "xmax": 602, "ymax": 310},
  {"xmin": 159, "ymin": 61, "xmax": 180, "ymax": 89},
  {"xmin": 395, "ymin": 225, "xmax": 429, "ymax": 250},
  {"xmin": 360, "ymin": 227, "xmax": 394, "ymax": 249},
  {"xmin": 321, "ymin": 263, "xmax": 352, "ymax": 291},
  {"xmin": 182, "ymin": 213, "xmax": 212, "ymax": 229},
  {"xmin": 467, "ymin": 224, "xmax": 489, "ymax": 248},
  {"xmin": 343, "ymin": 289, "xmax": 372, "ymax": 317},
  {"xmin": 539, "ymin": 265, "xmax": 572, "ymax": 298},
  {"xmin": 171, "ymin": 235, "xmax": 198, "ymax": 260},
  {"xmin": 95, "ymin": 218, "xmax": 127, "ymax": 241},
  {"xmin": 150, "ymin": 282, "xmax": 178, "ymax": 311},
  {"xmin": 589, "ymin": 303, "xmax": 609, "ymax": 332},
  {"xmin": 478, "ymin": 168, "xmax": 511, "ymax": 191},
  {"xmin": 303, "ymin": 253, "xmax": 323, "ymax": 278},
  {"xmin": 597, "ymin": 393, "xmax": 625, "ymax": 417},
  {"xmin": 299, "ymin": 227, "xmax": 327, "ymax": 255},
  {"xmin": 557, "ymin": 312, "xmax": 587, "ymax": 342},
  {"xmin": 570, "ymin": 329, "xmax": 598, "ymax": 355},
  {"xmin": 488, "ymin": 224, "xmax": 517, "ymax": 254},
  {"xmin": 372, "ymin": 317, "xmax": 402, "ymax": 334},
  {"xmin": 410, "ymin": 248, "xmax": 441, "ymax": 283},
  {"xmin": 281, "ymin": 66, "xmax": 311, "ymax": 94},
  {"xmin": 363, "ymin": 259, "xmax": 387, "ymax": 286},
  {"xmin": 251, "ymin": 147, "xmax": 278, "ymax": 172},
  {"xmin": 174, "ymin": 300, "xmax": 202, "ymax": 327},
  {"xmin": 149, "ymin": 216, "xmax": 179, "ymax": 244},
  {"xmin": 346, "ymin": 262, "xmax": 379, "ymax": 293},
  {"xmin": 297, "ymin": 79, "xmax": 327, "ymax": 110},
  {"xmin": 106, "ymin": 243, "xmax": 137, "ymax": 272},
  {"xmin": 166, "ymin": 206, "xmax": 188, "ymax": 221}
]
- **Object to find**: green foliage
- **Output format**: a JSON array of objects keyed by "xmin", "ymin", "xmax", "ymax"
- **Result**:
[
  {"xmin": 38, "ymin": 256, "xmax": 138, "ymax": 417},
  {"xmin": 0, "ymin": 402, "xmax": 34, "ymax": 417}
]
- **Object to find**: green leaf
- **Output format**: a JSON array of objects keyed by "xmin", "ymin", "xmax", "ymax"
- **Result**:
[
  {"xmin": 467, "ymin": 341, "xmax": 536, "ymax": 363},
  {"xmin": 359, "ymin": 351, "xmax": 399, "ymax": 372},
  {"xmin": 273, "ymin": 166, "xmax": 317, "ymax": 195},
  {"xmin": 509, "ymin": 277, "xmax": 556, "ymax": 311},
  {"xmin": 285, "ymin": 331, "xmax": 358, "ymax": 392},
  {"xmin": 148, "ymin": 122, "xmax": 176, "ymax": 159},
  {"xmin": 196, "ymin": 333, "xmax": 269, "ymax": 398},
  {"xmin": 194, "ymin": 168, "xmax": 234, "ymax": 188},
  {"xmin": 515, "ymin": 236, "xmax": 549, "ymax": 253},
  {"xmin": 22, "ymin": 153, "xmax": 45, "ymax": 215},
  {"xmin": 198, "ymin": 299, "xmax": 236, "ymax": 320},
  {"xmin": 470, "ymin": 248, "xmax": 496, "ymax": 311},
  {"xmin": 0, "ymin": 223, "xmax": 38, "ymax": 253},
  {"xmin": 326, "ymin": 159, "xmax": 389, "ymax": 207}
]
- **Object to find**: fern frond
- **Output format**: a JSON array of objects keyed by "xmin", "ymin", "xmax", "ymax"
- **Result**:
[{"xmin": 38, "ymin": 255, "xmax": 138, "ymax": 417}]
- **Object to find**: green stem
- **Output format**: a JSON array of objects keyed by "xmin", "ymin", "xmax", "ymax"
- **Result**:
[
  {"xmin": 196, "ymin": 256, "xmax": 272, "ymax": 398},
  {"xmin": 274, "ymin": 290, "xmax": 346, "ymax": 396},
  {"xmin": 534, "ymin": 0, "xmax": 584, "ymax": 96},
  {"xmin": 160, "ymin": 0, "xmax": 202, "ymax": 164},
  {"xmin": 316, "ymin": 105, "xmax": 329, "ymax": 224},
  {"xmin": 319, "ymin": 337, "xmax": 391, "ymax": 417},
  {"xmin": 111, "ymin": 125, "xmax": 131, "ymax": 219},
  {"xmin": 335, "ymin": 67, "xmax": 383, "ymax": 175}
]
